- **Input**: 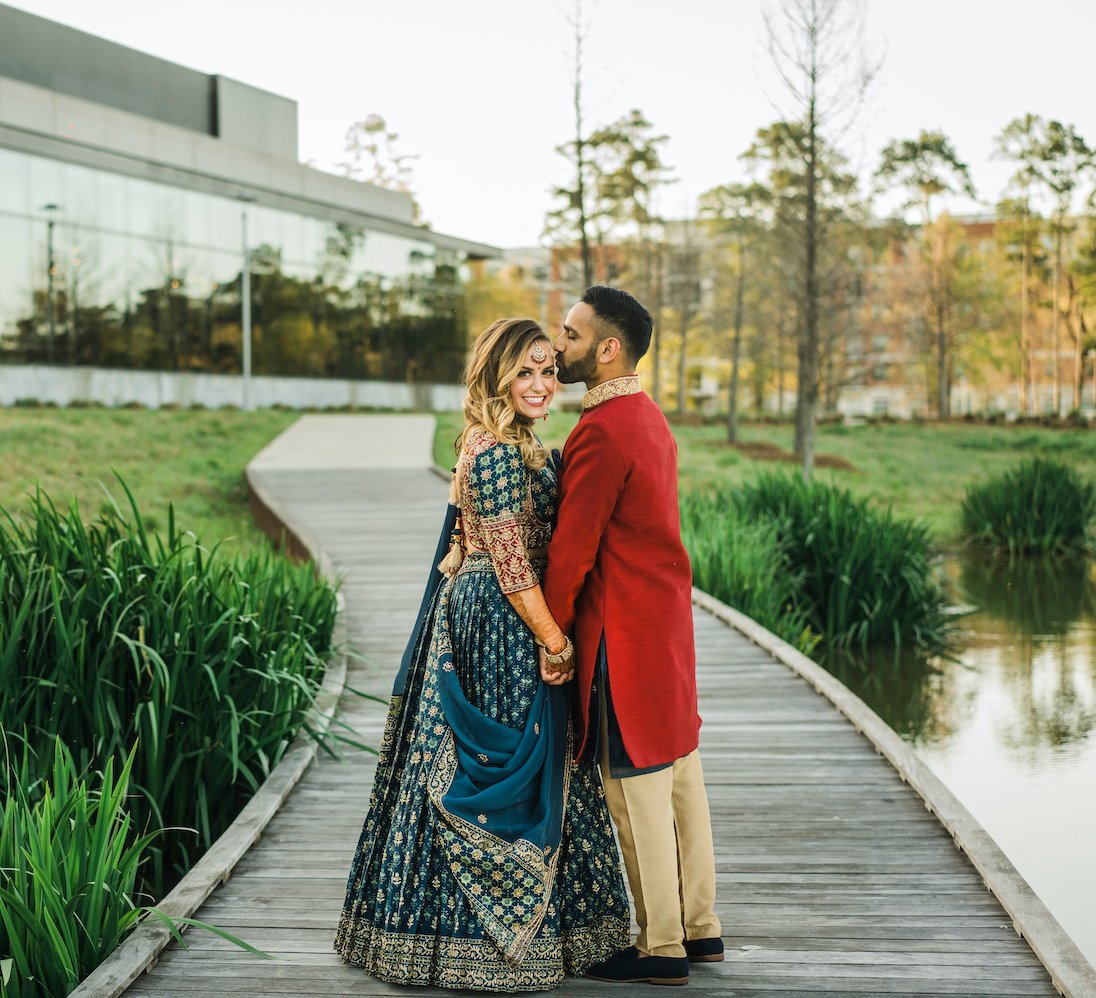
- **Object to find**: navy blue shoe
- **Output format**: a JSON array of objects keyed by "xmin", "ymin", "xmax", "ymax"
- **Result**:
[
  {"xmin": 684, "ymin": 936, "xmax": 725, "ymax": 963},
  {"xmin": 584, "ymin": 946, "xmax": 689, "ymax": 986}
]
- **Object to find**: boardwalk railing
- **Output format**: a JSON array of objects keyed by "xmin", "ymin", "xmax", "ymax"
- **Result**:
[{"xmin": 692, "ymin": 589, "xmax": 1096, "ymax": 997}]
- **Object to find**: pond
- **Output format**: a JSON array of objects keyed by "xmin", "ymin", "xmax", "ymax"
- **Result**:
[{"xmin": 825, "ymin": 554, "xmax": 1096, "ymax": 968}]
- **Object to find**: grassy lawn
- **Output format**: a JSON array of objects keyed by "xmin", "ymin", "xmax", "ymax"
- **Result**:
[
  {"xmin": 435, "ymin": 411, "xmax": 1096, "ymax": 546},
  {"xmin": 6, "ymin": 407, "xmax": 1092, "ymax": 553},
  {"xmin": 0, "ymin": 407, "xmax": 298, "ymax": 554}
]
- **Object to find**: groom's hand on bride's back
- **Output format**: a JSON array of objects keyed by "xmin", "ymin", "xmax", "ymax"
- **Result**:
[{"xmin": 539, "ymin": 647, "xmax": 574, "ymax": 686}]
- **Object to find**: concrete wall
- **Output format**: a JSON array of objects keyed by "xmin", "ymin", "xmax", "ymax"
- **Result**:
[
  {"xmin": 0, "ymin": 3, "xmax": 216, "ymax": 136},
  {"xmin": 214, "ymin": 75, "xmax": 297, "ymax": 160},
  {"xmin": 0, "ymin": 364, "xmax": 466, "ymax": 412}
]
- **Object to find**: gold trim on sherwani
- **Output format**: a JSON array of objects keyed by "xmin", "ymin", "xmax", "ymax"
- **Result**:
[{"xmin": 581, "ymin": 375, "xmax": 642, "ymax": 410}]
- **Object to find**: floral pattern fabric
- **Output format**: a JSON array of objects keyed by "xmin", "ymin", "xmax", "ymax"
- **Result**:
[{"xmin": 334, "ymin": 436, "xmax": 629, "ymax": 991}]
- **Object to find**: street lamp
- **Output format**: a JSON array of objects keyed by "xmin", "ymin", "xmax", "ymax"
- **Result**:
[
  {"xmin": 234, "ymin": 193, "xmax": 257, "ymax": 410},
  {"xmin": 41, "ymin": 203, "xmax": 61, "ymax": 363}
]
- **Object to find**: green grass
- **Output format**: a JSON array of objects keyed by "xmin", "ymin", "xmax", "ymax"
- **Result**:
[
  {"xmin": 685, "ymin": 421, "xmax": 1096, "ymax": 545},
  {"xmin": 435, "ymin": 412, "xmax": 1096, "ymax": 546},
  {"xmin": 0, "ymin": 408, "xmax": 298, "ymax": 555}
]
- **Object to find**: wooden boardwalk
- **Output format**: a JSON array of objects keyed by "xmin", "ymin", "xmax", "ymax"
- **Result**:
[{"xmin": 118, "ymin": 417, "xmax": 1071, "ymax": 997}]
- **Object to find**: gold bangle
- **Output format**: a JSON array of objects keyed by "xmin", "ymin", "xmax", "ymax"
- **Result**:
[{"xmin": 543, "ymin": 637, "xmax": 574, "ymax": 666}]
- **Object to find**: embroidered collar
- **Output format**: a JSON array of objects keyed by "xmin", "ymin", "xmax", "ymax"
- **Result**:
[{"xmin": 581, "ymin": 375, "xmax": 641, "ymax": 410}]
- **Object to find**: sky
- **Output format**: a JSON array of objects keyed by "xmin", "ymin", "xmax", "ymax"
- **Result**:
[{"xmin": 9, "ymin": 0, "xmax": 1096, "ymax": 249}]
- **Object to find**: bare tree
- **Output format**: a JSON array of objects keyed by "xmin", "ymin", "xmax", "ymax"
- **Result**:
[
  {"xmin": 762, "ymin": 0, "xmax": 879, "ymax": 479},
  {"xmin": 545, "ymin": 0, "xmax": 596, "ymax": 288}
]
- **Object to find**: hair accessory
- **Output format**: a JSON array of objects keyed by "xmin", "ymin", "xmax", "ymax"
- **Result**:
[{"xmin": 530, "ymin": 342, "xmax": 548, "ymax": 363}]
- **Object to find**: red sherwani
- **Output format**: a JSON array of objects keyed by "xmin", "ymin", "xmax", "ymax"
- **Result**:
[{"xmin": 544, "ymin": 379, "xmax": 700, "ymax": 768}]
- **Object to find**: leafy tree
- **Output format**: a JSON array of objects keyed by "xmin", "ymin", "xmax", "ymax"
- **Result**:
[
  {"xmin": 698, "ymin": 182, "xmax": 771, "ymax": 441},
  {"xmin": 875, "ymin": 130, "xmax": 977, "ymax": 418},
  {"xmin": 1038, "ymin": 121, "xmax": 1093, "ymax": 412},
  {"xmin": 995, "ymin": 114, "xmax": 1048, "ymax": 413}
]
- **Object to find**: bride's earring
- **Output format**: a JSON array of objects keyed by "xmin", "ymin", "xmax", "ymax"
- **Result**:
[{"xmin": 543, "ymin": 407, "xmax": 551, "ymax": 422}]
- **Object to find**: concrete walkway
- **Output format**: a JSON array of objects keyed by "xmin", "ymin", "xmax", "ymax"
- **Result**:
[{"xmin": 121, "ymin": 414, "xmax": 1067, "ymax": 997}]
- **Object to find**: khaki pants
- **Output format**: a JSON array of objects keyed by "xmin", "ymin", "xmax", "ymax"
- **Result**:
[{"xmin": 598, "ymin": 699, "xmax": 721, "ymax": 958}]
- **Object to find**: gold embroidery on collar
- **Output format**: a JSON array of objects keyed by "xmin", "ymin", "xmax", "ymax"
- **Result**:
[{"xmin": 581, "ymin": 376, "xmax": 641, "ymax": 410}]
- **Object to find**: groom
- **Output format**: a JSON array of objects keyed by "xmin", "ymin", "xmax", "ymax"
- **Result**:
[{"xmin": 541, "ymin": 286, "xmax": 722, "ymax": 985}]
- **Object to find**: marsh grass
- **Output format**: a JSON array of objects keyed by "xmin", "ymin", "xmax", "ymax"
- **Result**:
[
  {"xmin": 0, "ymin": 738, "xmax": 270, "ymax": 998},
  {"xmin": 0, "ymin": 740, "xmax": 158, "ymax": 998},
  {"xmin": 730, "ymin": 473, "xmax": 950, "ymax": 650},
  {"xmin": 680, "ymin": 492, "xmax": 817, "ymax": 653},
  {"xmin": 959, "ymin": 458, "xmax": 1096, "ymax": 555},
  {"xmin": 0, "ymin": 480, "xmax": 338, "ymax": 898}
]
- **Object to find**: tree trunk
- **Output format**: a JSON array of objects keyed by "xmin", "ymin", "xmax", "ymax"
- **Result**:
[
  {"xmin": 572, "ymin": 1, "xmax": 593, "ymax": 289},
  {"xmin": 797, "ymin": 96, "xmax": 820, "ymax": 481},
  {"xmin": 936, "ymin": 314, "xmax": 950, "ymax": 420},
  {"xmin": 1019, "ymin": 234, "xmax": 1030, "ymax": 414},
  {"xmin": 676, "ymin": 321, "xmax": 688, "ymax": 416},
  {"xmin": 650, "ymin": 248, "xmax": 663, "ymax": 405},
  {"xmin": 1051, "ymin": 223, "xmax": 1062, "ymax": 415},
  {"xmin": 727, "ymin": 251, "xmax": 746, "ymax": 443}
]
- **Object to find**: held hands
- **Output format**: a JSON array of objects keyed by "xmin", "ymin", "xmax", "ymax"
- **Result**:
[{"xmin": 538, "ymin": 644, "xmax": 575, "ymax": 686}]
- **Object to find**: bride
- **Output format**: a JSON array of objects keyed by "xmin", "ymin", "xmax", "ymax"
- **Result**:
[{"xmin": 335, "ymin": 317, "xmax": 630, "ymax": 991}]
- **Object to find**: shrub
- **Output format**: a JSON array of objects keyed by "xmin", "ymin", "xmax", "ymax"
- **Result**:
[
  {"xmin": 680, "ymin": 492, "xmax": 817, "ymax": 654},
  {"xmin": 732, "ymin": 473, "xmax": 950, "ymax": 650},
  {"xmin": 959, "ymin": 458, "xmax": 1096, "ymax": 555}
]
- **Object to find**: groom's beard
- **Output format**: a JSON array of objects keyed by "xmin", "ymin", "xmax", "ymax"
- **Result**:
[{"xmin": 555, "ymin": 342, "xmax": 599, "ymax": 385}]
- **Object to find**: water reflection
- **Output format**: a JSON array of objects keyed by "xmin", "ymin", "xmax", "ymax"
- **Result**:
[
  {"xmin": 822, "ymin": 644, "xmax": 943, "ymax": 742},
  {"xmin": 958, "ymin": 555, "xmax": 1096, "ymax": 637},
  {"xmin": 825, "ymin": 553, "xmax": 1096, "ymax": 967}
]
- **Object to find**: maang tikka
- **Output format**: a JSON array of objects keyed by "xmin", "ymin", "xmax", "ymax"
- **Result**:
[{"xmin": 530, "ymin": 342, "xmax": 548, "ymax": 363}]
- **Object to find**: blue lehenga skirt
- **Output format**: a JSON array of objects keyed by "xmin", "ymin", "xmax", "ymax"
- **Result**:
[{"xmin": 335, "ymin": 552, "xmax": 630, "ymax": 991}]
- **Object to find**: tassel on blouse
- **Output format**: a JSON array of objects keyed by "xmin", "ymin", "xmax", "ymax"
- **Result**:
[{"xmin": 438, "ymin": 514, "xmax": 465, "ymax": 576}]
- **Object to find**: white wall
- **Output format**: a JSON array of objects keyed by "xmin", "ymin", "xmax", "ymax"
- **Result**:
[{"xmin": 0, "ymin": 364, "xmax": 465, "ymax": 412}]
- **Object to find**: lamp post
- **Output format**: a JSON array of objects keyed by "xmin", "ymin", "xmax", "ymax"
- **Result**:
[
  {"xmin": 41, "ymin": 203, "xmax": 61, "ymax": 363},
  {"xmin": 235, "ymin": 193, "xmax": 257, "ymax": 410}
]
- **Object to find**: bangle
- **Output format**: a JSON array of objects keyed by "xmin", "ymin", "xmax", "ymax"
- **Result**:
[{"xmin": 543, "ymin": 637, "xmax": 574, "ymax": 666}]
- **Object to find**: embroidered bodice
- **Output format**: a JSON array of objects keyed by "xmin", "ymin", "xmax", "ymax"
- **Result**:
[{"xmin": 455, "ymin": 426, "xmax": 557, "ymax": 593}]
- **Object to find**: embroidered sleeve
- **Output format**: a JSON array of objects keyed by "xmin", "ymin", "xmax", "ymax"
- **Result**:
[{"xmin": 468, "ymin": 442, "xmax": 537, "ymax": 593}]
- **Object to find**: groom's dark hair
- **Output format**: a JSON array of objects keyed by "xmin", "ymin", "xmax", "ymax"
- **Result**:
[{"xmin": 581, "ymin": 285, "xmax": 652, "ymax": 364}]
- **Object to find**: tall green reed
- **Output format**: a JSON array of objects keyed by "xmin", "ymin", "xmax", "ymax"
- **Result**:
[
  {"xmin": 0, "ymin": 739, "xmax": 156, "ymax": 998},
  {"xmin": 0, "ymin": 481, "xmax": 338, "ymax": 897},
  {"xmin": 0, "ymin": 737, "xmax": 271, "ymax": 998},
  {"xmin": 960, "ymin": 457, "xmax": 1096, "ymax": 555},
  {"xmin": 680, "ymin": 491, "xmax": 818, "ymax": 653},
  {"xmin": 687, "ymin": 473, "xmax": 950, "ymax": 651}
]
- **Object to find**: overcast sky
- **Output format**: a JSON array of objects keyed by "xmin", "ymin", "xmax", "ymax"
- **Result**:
[{"xmin": 10, "ymin": 0, "xmax": 1096, "ymax": 248}]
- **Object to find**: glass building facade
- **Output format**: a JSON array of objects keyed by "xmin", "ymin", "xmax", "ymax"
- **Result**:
[{"xmin": 0, "ymin": 147, "xmax": 470, "ymax": 382}]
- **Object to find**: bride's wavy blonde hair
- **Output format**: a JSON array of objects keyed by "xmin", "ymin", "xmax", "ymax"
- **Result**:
[{"xmin": 454, "ymin": 317, "xmax": 552, "ymax": 476}]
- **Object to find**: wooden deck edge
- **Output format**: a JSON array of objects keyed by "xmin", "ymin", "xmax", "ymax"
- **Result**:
[
  {"xmin": 691, "ymin": 586, "xmax": 1096, "ymax": 998},
  {"xmin": 69, "ymin": 465, "xmax": 349, "ymax": 998}
]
